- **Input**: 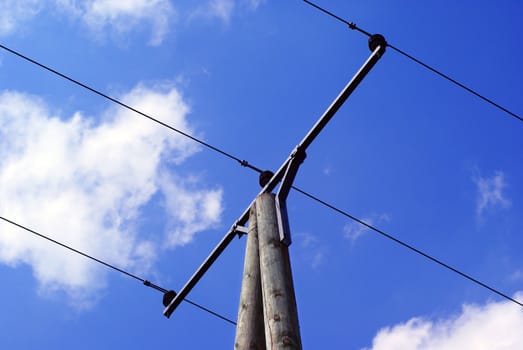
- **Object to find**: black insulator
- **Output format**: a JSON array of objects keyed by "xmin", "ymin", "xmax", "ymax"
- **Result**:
[
  {"xmin": 259, "ymin": 170, "xmax": 274, "ymax": 188},
  {"xmin": 368, "ymin": 34, "xmax": 387, "ymax": 54},
  {"xmin": 163, "ymin": 290, "xmax": 177, "ymax": 307}
]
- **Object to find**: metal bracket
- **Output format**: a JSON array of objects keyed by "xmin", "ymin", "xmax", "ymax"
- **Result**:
[
  {"xmin": 275, "ymin": 147, "xmax": 306, "ymax": 246},
  {"xmin": 233, "ymin": 221, "xmax": 249, "ymax": 238}
]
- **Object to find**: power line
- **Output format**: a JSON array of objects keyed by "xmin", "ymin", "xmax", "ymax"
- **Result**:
[
  {"xmin": 302, "ymin": 0, "xmax": 523, "ymax": 124},
  {"xmin": 184, "ymin": 299, "xmax": 236, "ymax": 325},
  {"xmin": 291, "ymin": 186, "xmax": 523, "ymax": 308},
  {"xmin": 0, "ymin": 44, "xmax": 263, "ymax": 175},
  {"xmin": 0, "ymin": 216, "xmax": 236, "ymax": 325},
  {"xmin": 4, "ymin": 189, "xmax": 520, "ymax": 318},
  {"xmin": 0, "ymin": 20, "xmax": 520, "ymax": 312},
  {"xmin": 0, "ymin": 216, "xmax": 145, "ymax": 283}
]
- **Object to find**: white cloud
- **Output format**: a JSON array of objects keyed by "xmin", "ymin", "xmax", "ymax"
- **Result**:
[
  {"xmin": 160, "ymin": 173, "xmax": 222, "ymax": 247},
  {"xmin": 191, "ymin": 0, "xmax": 235, "ymax": 23},
  {"xmin": 343, "ymin": 213, "xmax": 390, "ymax": 243},
  {"xmin": 364, "ymin": 294, "xmax": 523, "ymax": 350},
  {"xmin": 0, "ymin": 0, "xmax": 175, "ymax": 45},
  {"xmin": 510, "ymin": 270, "xmax": 523, "ymax": 282},
  {"xmin": 190, "ymin": 0, "xmax": 265, "ymax": 24},
  {"xmin": 344, "ymin": 220, "xmax": 369, "ymax": 242},
  {"xmin": 323, "ymin": 165, "xmax": 333, "ymax": 176},
  {"xmin": 0, "ymin": 84, "xmax": 222, "ymax": 306},
  {"xmin": 244, "ymin": 0, "xmax": 265, "ymax": 10},
  {"xmin": 0, "ymin": 0, "xmax": 42, "ymax": 37},
  {"xmin": 0, "ymin": 0, "xmax": 265, "ymax": 42},
  {"xmin": 295, "ymin": 232, "xmax": 326, "ymax": 270},
  {"xmin": 56, "ymin": 0, "xmax": 175, "ymax": 46},
  {"xmin": 300, "ymin": 233, "xmax": 327, "ymax": 270},
  {"xmin": 474, "ymin": 171, "xmax": 510, "ymax": 218},
  {"xmin": 208, "ymin": 0, "xmax": 235, "ymax": 22}
]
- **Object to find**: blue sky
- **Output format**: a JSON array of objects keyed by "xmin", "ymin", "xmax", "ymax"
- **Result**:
[{"xmin": 0, "ymin": 0, "xmax": 522, "ymax": 348}]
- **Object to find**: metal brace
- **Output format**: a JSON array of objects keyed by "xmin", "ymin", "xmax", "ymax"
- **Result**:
[
  {"xmin": 232, "ymin": 220, "xmax": 249, "ymax": 238},
  {"xmin": 275, "ymin": 146, "xmax": 306, "ymax": 246}
]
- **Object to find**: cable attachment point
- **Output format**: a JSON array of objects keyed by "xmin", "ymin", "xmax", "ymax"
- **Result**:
[
  {"xmin": 163, "ymin": 290, "xmax": 177, "ymax": 307},
  {"xmin": 259, "ymin": 170, "xmax": 274, "ymax": 188},
  {"xmin": 144, "ymin": 280, "xmax": 168, "ymax": 293},
  {"xmin": 239, "ymin": 159, "xmax": 249, "ymax": 167},
  {"xmin": 291, "ymin": 146, "xmax": 307, "ymax": 164},
  {"xmin": 368, "ymin": 34, "xmax": 387, "ymax": 56},
  {"xmin": 348, "ymin": 22, "xmax": 357, "ymax": 30}
]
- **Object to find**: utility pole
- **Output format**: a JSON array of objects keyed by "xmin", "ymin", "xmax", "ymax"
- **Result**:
[
  {"xmin": 162, "ymin": 33, "xmax": 387, "ymax": 349},
  {"xmin": 235, "ymin": 193, "xmax": 302, "ymax": 349},
  {"xmin": 235, "ymin": 203, "xmax": 265, "ymax": 349},
  {"xmin": 257, "ymin": 193, "xmax": 301, "ymax": 349}
]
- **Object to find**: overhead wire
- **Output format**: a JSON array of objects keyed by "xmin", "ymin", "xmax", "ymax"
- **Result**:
[
  {"xmin": 0, "ymin": 216, "xmax": 236, "ymax": 325},
  {"xmin": 302, "ymin": 0, "xmax": 523, "ymax": 124},
  {"xmin": 291, "ymin": 187, "xmax": 523, "ymax": 308},
  {"xmin": 0, "ymin": 44, "xmax": 263, "ymax": 175},
  {"xmin": 0, "ymin": 5, "xmax": 521, "ymax": 317}
]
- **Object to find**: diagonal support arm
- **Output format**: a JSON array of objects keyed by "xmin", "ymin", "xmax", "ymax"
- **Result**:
[
  {"xmin": 163, "ymin": 34, "xmax": 387, "ymax": 319},
  {"xmin": 275, "ymin": 146, "xmax": 306, "ymax": 246}
]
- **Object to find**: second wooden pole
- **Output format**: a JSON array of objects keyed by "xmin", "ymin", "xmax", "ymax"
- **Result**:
[{"xmin": 256, "ymin": 193, "xmax": 302, "ymax": 349}]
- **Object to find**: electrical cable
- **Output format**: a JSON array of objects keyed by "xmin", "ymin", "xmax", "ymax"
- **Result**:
[
  {"xmin": 291, "ymin": 186, "xmax": 523, "ymax": 308},
  {"xmin": 301, "ymin": 0, "xmax": 523, "ymax": 124},
  {"xmin": 184, "ymin": 299, "xmax": 237, "ymax": 325},
  {"xmin": 0, "ymin": 216, "xmax": 236, "ymax": 325},
  {"xmin": 0, "ymin": 44, "xmax": 263, "ymax": 175},
  {"xmin": 0, "ymin": 15, "xmax": 520, "ymax": 314}
]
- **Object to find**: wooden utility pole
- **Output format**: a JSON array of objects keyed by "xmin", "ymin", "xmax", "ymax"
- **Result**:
[
  {"xmin": 234, "ymin": 194, "xmax": 302, "ymax": 350},
  {"xmin": 163, "ymin": 34, "xmax": 386, "ymax": 350},
  {"xmin": 257, "ymin": 193, "xmax": 302, "ymax": 349},
  {"xmin": 235, "ymin": 203, "xmax": 265, "ymax": 349}
]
